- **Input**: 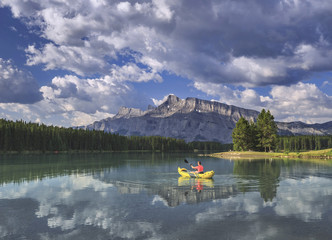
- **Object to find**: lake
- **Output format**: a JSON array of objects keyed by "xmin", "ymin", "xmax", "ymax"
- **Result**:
[{"xmin": 0, "ymin": 152, "xmax": 332, "ymax": 239}]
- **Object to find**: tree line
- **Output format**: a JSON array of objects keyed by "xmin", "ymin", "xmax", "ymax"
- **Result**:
[
  {"xmin": 277, "ymin": 135, "xmax": 332, "ymax": 152},
  {"xmin": 0, "ymin": 119, "xmax": 228, "ymax": 152},
  {"xmin": 232, "ymin": 109, "xmax": 332, "ymax": 152}
]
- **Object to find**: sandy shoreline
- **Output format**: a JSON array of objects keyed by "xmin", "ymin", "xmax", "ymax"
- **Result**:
[{"xmin": 206, "ymin": 149, "xmax": 332, "ymax": 160}]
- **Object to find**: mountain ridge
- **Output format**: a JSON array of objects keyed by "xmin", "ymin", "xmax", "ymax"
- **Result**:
[{"xmin": 85, "ymin": 95, "xmax": 332, "ymax": 143}]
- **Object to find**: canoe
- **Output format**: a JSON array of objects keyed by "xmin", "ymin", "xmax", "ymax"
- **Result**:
[{"xmin": 178, "ymin": 167, "xmax": 215, "ymax": 179}]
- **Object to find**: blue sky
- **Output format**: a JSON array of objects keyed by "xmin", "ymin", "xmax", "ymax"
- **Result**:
[{"xmin": 0, "ymin": 0, "xmax": 331, "ymax": 127}]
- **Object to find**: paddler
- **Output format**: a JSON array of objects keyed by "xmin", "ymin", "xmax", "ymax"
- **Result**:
[{"xmin": 191, "ymin": 161, "xmax": 204, "ymax": 173}]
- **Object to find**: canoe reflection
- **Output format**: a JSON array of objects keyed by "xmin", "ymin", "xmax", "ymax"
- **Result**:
[
  {"xmin": 178, "ymin": 177, "xmax": 214, "ymax": 191},
  {"xmin": 175, "ymin": 177, "xmax": 237, "ymax": 205}
]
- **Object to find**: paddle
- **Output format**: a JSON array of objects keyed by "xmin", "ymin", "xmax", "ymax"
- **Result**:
[
  {"xmin": 184, "ymin": 159, "xmax": 192, "ymax": 166},
  {"xmin": 184, "ymin": 159, "xmax": 198, "ymax": 177}
]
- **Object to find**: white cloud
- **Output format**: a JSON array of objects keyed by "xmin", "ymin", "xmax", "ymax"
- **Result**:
[
  {"xmin": 194, "ymin": 81, "xmax": 332, "ymax": 123},
  {"xmin": 0, "ymin": 58, "xmax": 42, "ymax": 104},
  {"xmin": 110, "ymin": 63, "xmax": 162, "ymax": 83},
  {"xmin": 117, "ymin": 2, "xmax": 131, "ymax": 13},
  {"xmin": 269, "ymin": 82, "xmax": 332, "ymax": 123},
  {"xmin": 1, "ymin": 0, "xmax": 332, "ymax": 87},
  {"xmin": 293, "ymin": 42, "xmax": 332, "ymax": 71},
  {"xmin": 0, "ymin": 72, "xmax": 153, "ymax": 126},
  {"xmin": 1, "ymin": 0, "xmax": 332, "ymax": 124},
  {"xmin": 152, "ymin": 0, "xmax": 174, "ymax": 21},
  {"xmin": 2, "ymin": 0, "xmax": 173, "ymax": 79},
  {"xmin": 25, "ymin": 44, "xmax": 109, "ymax": 76}
]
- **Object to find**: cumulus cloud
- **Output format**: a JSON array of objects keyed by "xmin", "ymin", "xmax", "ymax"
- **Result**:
[
  {"xmin": 25, "ymin": 44, "xmax": 108, "ymax": 76},
  {"xmin": 1, "ymin": 0, "xmax": 332, "ymax": 123},
  {"xmin": 268, "ymin": 82, "xmax": 332, "ymax": 122},
  {"xmin": 42, "ymin": 74, "xmax": 152, "ymax": 114},
  {"xmin": 0, "ymin": 72, "xmax": 153, "ymax": 126},
  {"xmin": 0, "ymin": 58, "xmax": 42, "ymax": 104},
  {"xmin": 194, "ymin": 81, "xmax": 332, "ymax": 123},
  {"xmin": 2, "ymin": 0, "xmax": 332, "ymax": 85}
]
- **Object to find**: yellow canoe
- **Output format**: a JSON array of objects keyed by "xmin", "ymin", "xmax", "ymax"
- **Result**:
[{"xmin": 178, "ymin": 167, "xmax": 215, "ymax": 179}]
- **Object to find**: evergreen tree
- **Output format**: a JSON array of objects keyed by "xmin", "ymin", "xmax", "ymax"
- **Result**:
[
  {"xmin": 232, "ymin": 117, "xmax": 251, "ymax": 151},
  {"xmin": 248, "ymin": 121, "xmax": 259, "ymax": 151},
  {"xmin": 256, "ymin": 109, "xmax": 278, "ymax": 152}
]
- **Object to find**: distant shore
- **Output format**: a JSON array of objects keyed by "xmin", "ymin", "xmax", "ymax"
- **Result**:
[{"xmin": 208, "ymin": 148, "xmax": 332, "ymax": 160}]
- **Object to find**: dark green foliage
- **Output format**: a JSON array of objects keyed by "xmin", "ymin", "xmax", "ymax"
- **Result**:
[
  {"xmin": 232, "ymin": 117, "xmax": 251, "ymax": 151},
  {"xmin": 277, "ymin": 135, "xmax": 332, "ymax": 152},
  {"xmin": 256, "ymin": 109, "xmax": 278, "ymax": 152},
  {"xmin": 232, "ymin": 109, "xmax": 278, "ymax": 152},
  {"xmin": 248, "ymin": 121, "xmax": 259, "ymax": 150},
  {"xmin": 232, "ymin": 117, "xmax": 260, "ymax": 151},
  {"xmin": 188, "ymin": 141, "xmax": 233, "ymax": 151},
  {"xmin": 232, "ymin": 110, "xmax": 332, "ymax": 152},
  {"xmin": 0, "ymin": 118, "xmax": 229, "ymax": 152},
  {"xmin": 0, "ymin": 119, "xmax": 189, "ymax": 152}
]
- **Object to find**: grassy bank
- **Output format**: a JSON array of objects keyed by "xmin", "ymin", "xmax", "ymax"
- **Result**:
[{"xmin": 209, "ymin": 148, "xmax": 332, "ymax": 160}]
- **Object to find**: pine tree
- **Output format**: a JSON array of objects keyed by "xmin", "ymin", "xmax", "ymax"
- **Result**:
[
  {"xmin": 232, "ymin": 117, "xmax": 251, "ymax": 151},
  {"xmin": 256, "ymin": 109, "xmax": 278, "ymax": 152},
  {"xmin": 248, "ymin": 121, "xmax": 259, "ymax": 151}
]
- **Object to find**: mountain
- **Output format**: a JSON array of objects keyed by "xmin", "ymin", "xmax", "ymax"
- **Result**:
[
  {"xmin": 276, "ymin": 121, "xmax": 332, "ymax": 136},
  {"xmin": 85, "ymin": 95, "xmax": 332, "ymax": 143}
]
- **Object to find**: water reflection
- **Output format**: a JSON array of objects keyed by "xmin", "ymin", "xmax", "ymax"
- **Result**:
[
  {"xmin": 175, "ymin": 177, "xmax": 238, "ymax": 206},
  {"xmin": 0, "ymin": 153, "xmax": 332, "ymax": 239},
  {"xmin": 0, "ymin": 152, "xmax": 196, "ymax": 185},
  {"xmin": 178, "ymin": 177, "xmax": 214, "ymax": 189},
  {"xmin": 233, "ymin": 159, "xmax": 281, "ymax": 202},
  {"xmin": 0, "ymin": 175, "xmax": 161, "ymax": 239}
]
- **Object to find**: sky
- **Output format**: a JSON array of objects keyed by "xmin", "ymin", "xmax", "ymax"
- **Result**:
[{"xmin": 0, "ymin": 0, "xmax": 331, "ymax": 127}]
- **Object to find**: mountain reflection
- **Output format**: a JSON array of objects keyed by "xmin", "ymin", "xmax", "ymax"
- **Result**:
[{"xmin": 233, "ymin": 159, "xmax": 281, "ymax": 202}]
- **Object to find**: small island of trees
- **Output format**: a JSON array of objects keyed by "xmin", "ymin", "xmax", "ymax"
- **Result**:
[{"xmin": 232, "ymin": 109, "xmax": 332, "ymax": 152}]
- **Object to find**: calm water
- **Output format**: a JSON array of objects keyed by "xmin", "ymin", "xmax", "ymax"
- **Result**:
[{"xmin": 0, "ymin": 152, "xmax": 332, "ymax": 240}]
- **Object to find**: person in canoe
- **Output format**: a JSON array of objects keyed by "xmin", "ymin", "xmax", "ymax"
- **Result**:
[{"xmin": 191, "ymin": 161, "xmax": 204, "ymax": 173}]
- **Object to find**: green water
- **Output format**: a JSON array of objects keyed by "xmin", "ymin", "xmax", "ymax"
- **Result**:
[{"xmin": 0, "ymin": 152, "xmax": 332, "ymax": 239}]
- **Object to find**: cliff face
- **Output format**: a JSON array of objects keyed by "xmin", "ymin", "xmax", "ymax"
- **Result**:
[
  {"xmin": 276, "ymin": 121, "xmax": 332, "ymax": 136},
  {"xmin": 86, "ymin": 95, "xmax": 259, "ymax": 143},
  {"xmin": 86, "ymin": 95, "xmax": 332, "ymax": 143}
]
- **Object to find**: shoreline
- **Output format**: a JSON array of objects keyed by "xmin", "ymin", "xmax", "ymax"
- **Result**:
[{"xmin": 207, "ymin": 149, "xmax": 332, "ymax": 160}]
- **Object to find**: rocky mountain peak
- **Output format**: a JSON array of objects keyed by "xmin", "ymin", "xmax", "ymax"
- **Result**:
[
  {"xmin": 85, "ymin": 94, "xmax": 332, "ymax": 143},
  {"xmin": 164, "ymin": 94, "xmax": 181, "ymax": 105},
  {"xmin": 114, "ymin": 106, "xmax": 145, "ymax": 119},
  {"xmin": 148, "ymin": 95, "xmax": 184, "ymax": 117},
  {"xmin": 113, "ymin": 94, "xmax": 259, "ymax": 121}
]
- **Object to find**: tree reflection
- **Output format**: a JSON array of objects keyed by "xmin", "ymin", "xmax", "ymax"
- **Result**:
[{"xmin": 233, "ymin": 159, "xmax": 281, "ymax": 202}]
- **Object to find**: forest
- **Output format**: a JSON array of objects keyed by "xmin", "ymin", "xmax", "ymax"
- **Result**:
[
  {"xmin": 232, "ymin": 109, "xmax": 332, "ymax": 152},
  {"xmin": 277, "ymin": 135, "xmax": 332, "ymax": 152},
  {"xmin": 1, "ymin": 118, "xmax": 331, "ymax": 153},
  {"xmin": 0, "ymin": 119, "xmax": 228, "ymax": 152}
]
